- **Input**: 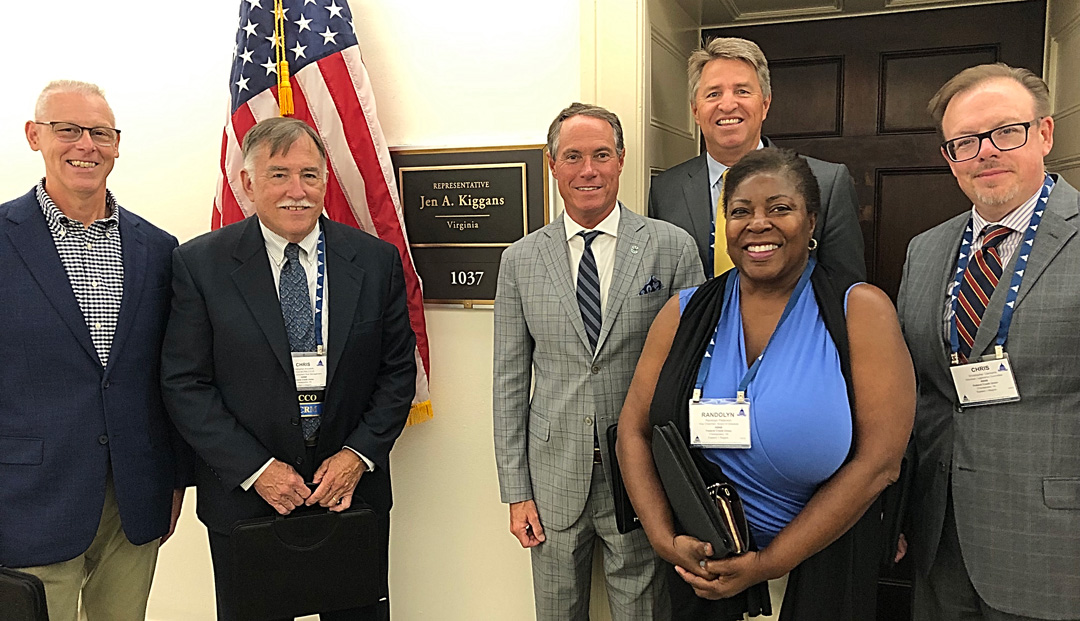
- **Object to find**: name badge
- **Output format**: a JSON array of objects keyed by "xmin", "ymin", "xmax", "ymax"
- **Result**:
[
  {"xmin": 949, "ymin": 353, "xmax": 1020, "ymax": 407},
  {"xmin": 689, "ymin": 399, "xmax": 751, "ymax": 449},
  {"xmin": 292, "ymin": 352, "xmax": 327, "ymax": 391},
  {"xmin": 299, "ymin": 396, "xmax": 323, "ymax": 417}
]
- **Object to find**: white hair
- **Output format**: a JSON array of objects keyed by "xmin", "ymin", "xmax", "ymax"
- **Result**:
[{"xmin": 34, "ymin": 80, "xmax": 115, "ymax": 123}]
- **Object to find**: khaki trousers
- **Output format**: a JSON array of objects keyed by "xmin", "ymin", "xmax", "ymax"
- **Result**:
[{"xmin": 17, "ymin": 475, "xmax": 160, "ymax": 621}]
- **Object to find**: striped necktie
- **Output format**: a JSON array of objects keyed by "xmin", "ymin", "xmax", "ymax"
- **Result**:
[
  {"xmin": 955, "ymin": 225, "xmax": 1011, "ymax": 362},
  {"xmin": 576, "ymin": 230, "xmax": 603, "ymax": 351}
]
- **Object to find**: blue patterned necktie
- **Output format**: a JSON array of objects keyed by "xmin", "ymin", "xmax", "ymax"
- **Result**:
[
  {"xmin": 281, "ymin": 243, "xmax": 316, "ymax": 352},
  {"xmin": 955, "ymin": 225, "xmax": 1010, "ymax": 362},
  {"xmin": 576, "ymin": 231, "xmax": 603, "ymax": 351},
  {"xmin": 281, "ymin": 243, "xmax": 319, "ymax": 440}
]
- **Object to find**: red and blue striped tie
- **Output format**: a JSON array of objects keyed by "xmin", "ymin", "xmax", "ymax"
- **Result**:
[{"xmin": 955, "ymin": 225, "xmax": 1011, "ymax": 362}]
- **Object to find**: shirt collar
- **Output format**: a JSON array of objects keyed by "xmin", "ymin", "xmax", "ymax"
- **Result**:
[
  {"xmin": 706, "ymin": 140, "xmax": 765, "ymax": 189},
  {"xmin": 970, "ymin": 184, "xmax": 1042, "ymax": 238},
  {"xmin": 260, "ymin": 218, "xmax": 321, "ymax": 266},
  {"xmin": 35, "ymin": 178, "xmax": 120, "ymax": 231},
  {"xmin": 564, "ymin": 202, "xmax": 622, "ymax": 242}
]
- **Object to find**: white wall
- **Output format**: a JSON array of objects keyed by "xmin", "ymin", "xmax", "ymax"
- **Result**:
[
  {"xmin": 1046, "ymin": 0, "xmax": 1080, "ymax": 187},
  {"xmin": 1, "ymin": 2, "xmax": 587, "ymax": 619},
  {"xmin": 646, "ymin": 0, "xmax": 701, "ymax": 175}
]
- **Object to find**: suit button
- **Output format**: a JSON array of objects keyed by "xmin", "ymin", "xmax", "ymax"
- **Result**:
[
  {"xmin": 291, "ymin": 417, "xmax": 300, "ymax": 426},
  {"xmin": 102, "ymin": 380, "xmax": 110, "ymax": 389},
  {"xmin": 295, "ymin": 456, "xmax": 304, "ymax": 466},
  {"xmin": 591, "ymin": 365, "xmax": 600, "ymax": 374},
  {"xmin": 585, "ymin": 417, "xmax": 593, "ymax": 425},
  {"xmin": 98, "ymin": 435, "xmax": 109, "ymax": 445},
  {"xmin": 939, "ymin": 461, "xmax": 947, "ymax": 473}
]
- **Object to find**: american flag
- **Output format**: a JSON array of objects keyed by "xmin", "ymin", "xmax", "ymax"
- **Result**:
[{"xmin": 214, "ymin": 0, "xmax": 432, "ymax": 424}]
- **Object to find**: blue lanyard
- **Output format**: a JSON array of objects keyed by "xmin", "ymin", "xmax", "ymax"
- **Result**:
[
  {"xmin": 314, "ymin": 226, "xmax": 326, "ymax": 352},
  {"xmin": 948, "ymin": 173, "xmax": 1054, "ymax": 361},
  {"xmin": 694, "ymin": 257, "xmax": 815, "ymax": 403}
]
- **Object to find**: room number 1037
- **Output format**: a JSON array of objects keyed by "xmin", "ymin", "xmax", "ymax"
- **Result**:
[{"xmin": 450, "ymin": 271, "xmax": 484, "ymax": 286}]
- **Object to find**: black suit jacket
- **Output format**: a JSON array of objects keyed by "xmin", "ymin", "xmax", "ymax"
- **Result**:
[
  {"xmin": 161, "ymin": 216, "xmax": 416, "ymax": 533},
  {"xmin": 647, "ymin": 138, "xmax": 866, "ymax": 288}
]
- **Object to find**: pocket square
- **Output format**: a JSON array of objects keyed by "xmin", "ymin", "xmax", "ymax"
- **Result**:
[{"xmin": 639, "ymin": 276, "xmax": 662, "ymax": 295}]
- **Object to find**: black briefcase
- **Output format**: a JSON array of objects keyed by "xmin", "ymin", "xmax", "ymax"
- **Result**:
[
  {"xmin": 0, "ymin": 567, "xmax": 49, "ymax": 621},
  {"xmin": 230, "ymin": 502, "xmax": 382, "ymax": 621}
]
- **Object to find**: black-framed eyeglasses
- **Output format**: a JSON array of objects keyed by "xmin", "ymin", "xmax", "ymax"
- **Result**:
[
  {"xmin": 33, "ymin": 121, "xmax": 120, "ymax": 147},
  {"xmin": 941, "ymin": 119, "xmax": 1040, "ymax": 163}
]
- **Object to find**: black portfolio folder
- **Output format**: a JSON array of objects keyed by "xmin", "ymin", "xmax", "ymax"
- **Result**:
[
  {"xmin": 606, "ymin": 423, "xmax": 642, "ymax": 533},
  {"xmin": 652, "ymin": 421, "xmax": 749, "ymax": 559},
  {"xmin": 230, "ymin": 503, "xmax": 382, "ymax": 620}
]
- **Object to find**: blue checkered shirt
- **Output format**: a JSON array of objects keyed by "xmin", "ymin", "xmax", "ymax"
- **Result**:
[{"xmin": 36, "ymin": 180, "xmax": 124, "ymax": 366}]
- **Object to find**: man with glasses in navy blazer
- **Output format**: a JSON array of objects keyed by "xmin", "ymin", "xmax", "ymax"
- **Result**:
[{"xmin": 0, "ymin": 80, "xmax": 191, "ymax": 621}]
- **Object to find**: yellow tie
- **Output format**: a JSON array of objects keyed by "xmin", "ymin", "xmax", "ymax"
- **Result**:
[{"xmin": 713, "ymin": 169, "xmax": 734, "ymax": 277}]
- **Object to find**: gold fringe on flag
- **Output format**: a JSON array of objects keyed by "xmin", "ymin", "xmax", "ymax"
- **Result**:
[
  {"xmin": 406, "ymin": 400, "xmax": 434, "ymax": 426},
  {"xmin": 274, "ymin": 0, "xmax": 293, "ymax": 116}
]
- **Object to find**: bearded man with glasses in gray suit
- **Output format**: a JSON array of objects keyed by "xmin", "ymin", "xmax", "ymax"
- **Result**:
[{"xmin": 897, "ymin": 63, "xmax": 1080, "ymax": 621}]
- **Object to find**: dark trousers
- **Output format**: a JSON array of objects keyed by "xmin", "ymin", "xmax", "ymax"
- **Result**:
[
  {"xmin": 913, "ymin": 492, "xmax": 1041, "ymax": 621},
  {"xmin": 208, "ymin": 529, "xmax": 389, "ymax": 621}
]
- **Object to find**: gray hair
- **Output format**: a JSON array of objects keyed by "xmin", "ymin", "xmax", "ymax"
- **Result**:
[
  {"xmin": 928, "ymin": 63, "xmax": 1051, "ymax": 135},
  {"xmin": 546, "ymin": 102, "xmax": 625, "ymax": 159},
  {"xmin": 242, "ymin": 117, "xmax": 328, "ymax": 175},
  {"xmin": 688, "ymin": 37, "xmax": 771, "ymax": 102},
  {"xmin": 34, "ymin": 80, "xmax": 115, "ymax": 123}
]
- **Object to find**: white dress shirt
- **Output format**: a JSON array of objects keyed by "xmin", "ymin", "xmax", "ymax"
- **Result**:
[{"xmin": 564, "ymin": 203, "xmax": 621, "ymax": 314}]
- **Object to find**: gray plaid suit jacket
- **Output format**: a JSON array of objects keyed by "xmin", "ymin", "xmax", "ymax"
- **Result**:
[
  {"xmin": 494, "ymin": 205, "xmax": 704, "ymax": 531},
  {"xmin": 897, "ymin": 175, "xmax": 1080, "ymax": 619}
]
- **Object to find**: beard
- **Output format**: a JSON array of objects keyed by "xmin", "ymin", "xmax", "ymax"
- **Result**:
[{"xmin": 972, "ymin": 182, "xmax": 1021, "ymax": 208}]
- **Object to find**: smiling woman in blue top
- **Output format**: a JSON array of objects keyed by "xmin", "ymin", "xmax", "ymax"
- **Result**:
[{"xmin": 617, "ymin": 148, "xmax": 915, "ymax": 620}]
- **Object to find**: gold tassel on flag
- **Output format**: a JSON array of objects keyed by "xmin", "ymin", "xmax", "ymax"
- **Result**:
[
  {"xmin": 406, "ymin": 400, "xmax": 434, "ymax": 426},
  {"xmin": 274, "ymin": 0, "xmax": 293, "ymax": 116}
]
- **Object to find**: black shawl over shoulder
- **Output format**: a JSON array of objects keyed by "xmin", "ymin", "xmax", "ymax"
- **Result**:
[{"xmin": 648, "ymin": 264, "xmax": 883, "ymax": 621}]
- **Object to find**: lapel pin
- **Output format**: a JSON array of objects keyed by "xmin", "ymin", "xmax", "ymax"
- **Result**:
[{"xmin": 630, "ymin": 245, "xmax": 639, "ymax": 254}]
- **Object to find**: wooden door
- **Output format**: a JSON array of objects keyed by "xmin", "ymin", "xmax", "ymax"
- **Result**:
[
  {"xmin": 706, "ymin": 3, "xmax": 1045, "ymax": 619},
  {"xmin": 706, "ymin": 1, "xmax": 1046, "ymax": 301}
]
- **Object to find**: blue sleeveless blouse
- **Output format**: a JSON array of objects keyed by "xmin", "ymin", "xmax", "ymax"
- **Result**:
[{"xmin": 678, "ymin": 274, "xmax": 852, "ymax": 548}]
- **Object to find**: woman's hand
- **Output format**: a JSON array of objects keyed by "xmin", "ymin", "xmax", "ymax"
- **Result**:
[
  {"xmin": 675, "ymin": 550, "xmax": 774, "ymax": 600},
  {"xmin": 670, "ymin": 535, "xmax": 718, "ymax": 580}
]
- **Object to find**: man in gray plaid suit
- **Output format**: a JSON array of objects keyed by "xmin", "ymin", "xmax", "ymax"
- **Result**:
[
  {"xmin": 897, "ymin": 64, "xmax": 1080, "ymax": 620},
  {"xmin": 493, "ymin": 103, "xmax": 704, "ymax": 620}
]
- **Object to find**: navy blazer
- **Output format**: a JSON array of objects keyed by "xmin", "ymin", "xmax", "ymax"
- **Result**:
[
  {"xmin": 0, "ymin": 188, "xmax": 192, "ymax": 568},
  {"xmin": 161, "ymin": 216, "xmax": 416, "ymax": 533}
]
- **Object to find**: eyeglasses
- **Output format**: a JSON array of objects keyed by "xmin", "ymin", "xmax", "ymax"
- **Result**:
[
  {"xmin": 941, "ymin": 119, "xmax": 1039, "ymax": 163},
  {"xmin": 34, "ymin": 121, "xmax": 120, "ymax": 147}
]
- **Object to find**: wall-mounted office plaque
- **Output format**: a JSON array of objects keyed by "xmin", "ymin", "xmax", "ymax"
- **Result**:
[{"xmin": 391, "ymin": 145, "xmax": 549, "ymax": 306}]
